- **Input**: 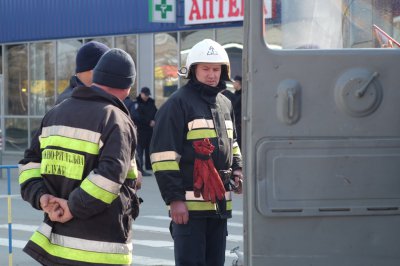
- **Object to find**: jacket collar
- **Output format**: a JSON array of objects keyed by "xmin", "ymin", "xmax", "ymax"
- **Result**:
[
  {"xmin": 71, "ymin": 85, "xmax": 129, "ymax": 115},
  {"xmin": 188, "ymin": 79, "xmax": 226, "ymax": 104}
]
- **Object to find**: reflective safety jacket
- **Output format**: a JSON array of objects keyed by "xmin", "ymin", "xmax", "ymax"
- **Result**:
[
  {"xmin": 150, "ymin": 79, "xmax": 242, "ymax": 219},
  {"xmin": 19, "ymin": 86, "xmax": 138, "ymax": 266}
]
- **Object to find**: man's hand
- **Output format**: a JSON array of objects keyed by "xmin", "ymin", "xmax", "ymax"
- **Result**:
[
  {"xmin": 135, "ymin": 171, "xmax": 143, "ymax": 190},
  {"xmin": 170, "ymin": 200, "xmax": 189, "ymax": 224},
  {"xmin": 40, "ymin": 194, "xmax": 63, "ymax": 217},
  {"xmin": 48, "ymin": 198, "xmax": 74, "ymax": 223},
  {"xmin": 232, "ymin": 169, "xmax": 243, "ymax": 194}
]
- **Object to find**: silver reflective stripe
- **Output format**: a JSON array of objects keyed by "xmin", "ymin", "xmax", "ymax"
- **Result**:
[
  {"xmin": 38, "ymin": 223, "xmax": 132, "ymax": 254},
  {"xmin": 41, "ymin": 125, "xmax": 103, "ymax": 149},
  {"xmin": 87, "ymin": 171, "xmax": 120, "ymax": 194},
  {"xmin": 18, "ymin": 162, "xmax": 41, "ymax": 174},
  {"xmin": 150, "ymin": 151, "xmax": 181, "ymax": 163},
  {"xmin": 185, "ymin": 191, "xmax": 232, "ymax": 201},
  {"xmin": 233, "ymin": 141, "xmax": 239, "ymax": 148},
  {"xmin": 188, "ymin": 119, "xmax": 214, "ymax": 130},
  {"xmin": 225, "ymin": 120, "xmax": 233, "ymax": 130}
]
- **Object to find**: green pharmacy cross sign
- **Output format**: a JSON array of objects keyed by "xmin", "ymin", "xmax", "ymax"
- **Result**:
[{"xmin": 150, "ymin": 0, "xmax": 176, "ymax": 23}]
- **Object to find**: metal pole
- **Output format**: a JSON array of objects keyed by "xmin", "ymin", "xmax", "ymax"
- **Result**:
[{"xmin": 7, "ymin": 167, "xmax": 13, "ymax": 266}]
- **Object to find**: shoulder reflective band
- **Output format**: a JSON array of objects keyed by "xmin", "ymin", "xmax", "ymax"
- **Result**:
[
  {"xmin": 18, "ymin": 163, "xmax": 42, "ymax": 184},
  {"xmin": 40, "ymin": 125, "xmax": 102, "ymax": 155},
  {"xmin": 187, "ymin": 119, "xmax": 217, "ymax": 140},
  {"xmin": 187, "ymin": 129, "xmax": 217, "ymax": 140}
]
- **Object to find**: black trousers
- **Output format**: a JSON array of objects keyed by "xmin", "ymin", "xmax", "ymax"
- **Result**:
[
  {"xmin": 137, "ymin": 130, "xmax": 152, "ymax": 170},
  {"xmin": 170, "ymin": 218, "xmax": 228, "ymax": 266}
]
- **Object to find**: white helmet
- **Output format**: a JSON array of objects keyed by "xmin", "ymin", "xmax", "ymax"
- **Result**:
[{"xmin": 179, "ymin": 39, "xmax": 231, "ymax": 81}]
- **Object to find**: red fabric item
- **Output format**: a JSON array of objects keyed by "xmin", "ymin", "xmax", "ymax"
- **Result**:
[{"xmin": 193, "ymin": 138, "xmax": 226, "ymax": 203}]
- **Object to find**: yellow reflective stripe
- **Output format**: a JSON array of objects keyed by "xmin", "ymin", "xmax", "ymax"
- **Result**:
[
  {"xmin": 41, "ymin": 149, "xmax": 84, "ymax": 180},
  {"xmin": 187, "ymin": 129, "xmax": 217, "ymax": 140},
  {"xmin": 227, "ymin": 129, "xmax": 234, "ymax": 139},
  {"xmin": 186, "ymin": 200, "xmax": 232, "ymax": 211},
  {"xmin": 41, "ymin": 125, "xmax": 103, "ymax": 149},
  {"xmin": 150, "ymin": 151, "xmax": 181, "ymax": 164},
  {"xmin": 18, "ymin": 162, "xmax": 41, "ymax": 174},
  {"xmin": 38, "ymin": 223, "xmax": 132, "ymax": 254},
  {"xmin": 19, "ymin": 168, "xmax": 42, "ymax": 184},
  {"xmin": 233, "ymin": 146, "xmax": 241, "ymax": 155},
  {"xmin": 127, "ymin": 159, "xmax": 138, "ymax": 179},
  {"xmin": 127, "ymin": 168, "xmax": 138, "ymax": 180},
  {"xmin": 225, "ymin": 120, "xmax": 233, "ymax": 130},
  {"xmin": 188, "ymin": 119, "xmax": 214, "ymax": 130},
  {"xmin": 81, "ymin": 178, "xmax": 118, "ymax": 204},
  {"xmin": 152, "ymin": 161, "xmax": 180, "ymax": 172},
  {"xmin": 30, "ymin": 231, "xmax": 131, "ymax": 265},
  {"xmin": 185, "ymin": 191, "xmax": 232, "ymax": 201},
  {"xmin": 40, "ymin": 136, "xmax": 99, "ymax": 155}
]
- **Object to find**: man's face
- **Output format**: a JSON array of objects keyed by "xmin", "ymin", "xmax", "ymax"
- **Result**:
[
  {"xmin": 195, "ymin": 63, "xmax": 222, "ymax": 87},
  {"xmin": 140, "ymin": 93, "xmax": 149, "ymax": 101}
]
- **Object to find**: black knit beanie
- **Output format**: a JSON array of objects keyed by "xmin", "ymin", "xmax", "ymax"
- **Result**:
[
  {"xmin": 75, "ymin": 41, "xmax": 110, "ymax": 73},
  {"xmin": 93, "ymin": 48, "xmax": 136, "ymax": 89}
]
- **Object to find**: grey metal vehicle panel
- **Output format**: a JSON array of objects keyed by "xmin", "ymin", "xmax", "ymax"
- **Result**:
[{"xmin": 243, "ymin": 1, "xmax": 400, "ymax": 265}]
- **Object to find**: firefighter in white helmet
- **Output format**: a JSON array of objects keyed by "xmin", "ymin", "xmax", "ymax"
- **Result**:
[{"xmin": 150, "ymin": 39, "xmax": 243, "ymax": 266}]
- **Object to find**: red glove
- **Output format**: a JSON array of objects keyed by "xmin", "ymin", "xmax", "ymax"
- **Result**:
[{"xmin": 193, "ymin": 138, "xmax": 226, "ymax": 203}]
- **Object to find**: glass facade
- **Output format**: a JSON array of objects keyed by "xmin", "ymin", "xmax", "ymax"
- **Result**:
[
  {"xmin": 154, "ymin": 32, "xmax": 178, "ymax": 107},
  {"xmin": 0, "ymin": 28, "xmax": 243, "ymax": 153},
  {"xmin": 264, "ymin": 0, "xmax": 400, "ymax": 49},
  {"xmin": 29, "ymin": 42, "xmax": 56, "ymax": 115}
]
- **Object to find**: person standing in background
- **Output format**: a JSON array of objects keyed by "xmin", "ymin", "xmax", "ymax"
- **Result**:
[
  {"xmin": 232, "ymin": 75, "xmax": 242, "ymax": 149},
  {"xmin": 135, "ymin": 87, "xmax": 157, "ymax": 176},
  {"xmin": 56, "ymin": 41, "xmax": 110, "ymax": 104}
]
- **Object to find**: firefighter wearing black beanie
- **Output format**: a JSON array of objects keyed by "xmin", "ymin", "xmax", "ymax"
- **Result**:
[{"xmin": 93, "ymin": 48, "xmax": 136, "ymax": 89}]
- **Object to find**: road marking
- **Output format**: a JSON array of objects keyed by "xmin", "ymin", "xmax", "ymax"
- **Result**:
[
  {"xmin": 0, "ymin": 224, "xmax": 38, "ymax": 232},
  {"xmin": 0, "ymin": 237, "xmax": 239, "ymax": 261},
  {"xmin": 1, "ymin": 223, "xmax": 243, "ymax": 243},
  {"xmin": 0, "ymin": 194, "xmax": 21, "ymax": 199},
  {"xmin": 0, "ymin": 238, "xmax": 27, "ymax": 249},
  {"xmin": 132, "ymin": 255, "xmax": 175, "ymax": 265}
]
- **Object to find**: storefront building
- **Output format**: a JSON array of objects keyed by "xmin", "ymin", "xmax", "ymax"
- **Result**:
[{"xmin": 0, "ymin": 0, "xmax": 254, "ymax": 153}]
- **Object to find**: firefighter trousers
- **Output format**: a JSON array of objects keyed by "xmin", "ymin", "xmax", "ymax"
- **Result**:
[{"xmin": 170, "ymin": 218, "xmax": 228, "ymax": 266}]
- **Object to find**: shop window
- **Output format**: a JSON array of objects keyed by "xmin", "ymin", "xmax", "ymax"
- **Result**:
[
  {"xmin": 29, "ymin": 42, "xmax": 56, "ymax": 115},
  {"xmin": 116, "ymin": 35, "xmax": 138, "ymax": 95},
  {"xmin": 4, "ymin": 118, "xmax": 28, "ymax": 152},
  {"xmin": 264, "ymin": 0, "xmax": 400, "ymax": 49},
  {"xmin": 85, "ymin": 37, "xmax": 113, "ymax": 49},
  {"xmin": 5, "ymin": 44, "xmax": 28, "ymax": 115},
  {"xmin": 154, "ymin": 32, "xmax": 178, "ymax": 107},
  {"xmin": 57, "ymin": 39, "xmax": 82, "ymax": 96},
  {"xmin": 216, "ymin": 27, "xmax": 243, "ymax": 89}
]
